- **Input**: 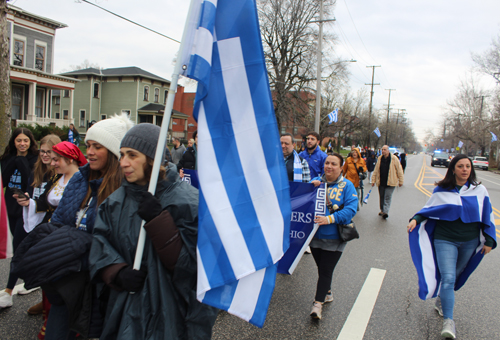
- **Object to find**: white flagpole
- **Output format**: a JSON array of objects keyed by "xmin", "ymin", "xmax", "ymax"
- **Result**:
[{"xmin": 133, "ymin": 0, "xmax": 199, "ymax": 270}]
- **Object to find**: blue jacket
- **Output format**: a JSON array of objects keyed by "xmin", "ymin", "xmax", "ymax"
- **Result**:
[
  {"xmin": 51, "ymin": 163, "xmax": 103, "ymax": 234},
  {"xmin": 311, "ymin": 175, "xmax": 358, "ymax": 239},
  {"xmin": 299, "ymin": 146, "xmax": 328, "ymax": 179}
]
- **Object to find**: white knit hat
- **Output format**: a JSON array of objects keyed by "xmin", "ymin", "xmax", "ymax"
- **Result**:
[{"xmin": 85, "ymin": 113, "xmax": 134, "ymax": 158}]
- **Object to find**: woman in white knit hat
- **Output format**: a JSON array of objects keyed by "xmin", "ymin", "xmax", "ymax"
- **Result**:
[{"xmin": 39, "ymin": 113, "xmax": 134, "ymax": 340}]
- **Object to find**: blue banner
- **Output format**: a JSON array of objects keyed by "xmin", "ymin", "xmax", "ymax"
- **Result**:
[
  {"xmin": 181, "ymin": 169, "xmax": 199, "ymax": 189},
  {"xmin": 277, "ymin": 182, "xmax": 325, "ymax": 275}
]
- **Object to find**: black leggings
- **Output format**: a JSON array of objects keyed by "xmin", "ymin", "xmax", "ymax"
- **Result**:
[{"xmin": 311, "ymin": 247, "xmax": 342, "ymax": 302}]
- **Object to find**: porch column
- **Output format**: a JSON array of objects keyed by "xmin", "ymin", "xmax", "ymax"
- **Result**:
[
  {"xmin": 27, "ymin": 82, "xmax": 37, "ymax": 121},
  {"xmin": 69, "ymin": 89, "xmax": 74, "ymax": 125},
  {"xmin": 45, "ymin": 89, "xmax": 50, "ymax": 119}
]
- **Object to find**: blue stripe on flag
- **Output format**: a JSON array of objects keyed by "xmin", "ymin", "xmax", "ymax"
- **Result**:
[{"xmin": 249, "ymin": 264, "xmax": 277, "ymax": 326}]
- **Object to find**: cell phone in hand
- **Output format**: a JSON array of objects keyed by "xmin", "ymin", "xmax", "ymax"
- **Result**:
[{"xmin": 10, "ymin": 187, "xmax": 27, "ymax": 199}]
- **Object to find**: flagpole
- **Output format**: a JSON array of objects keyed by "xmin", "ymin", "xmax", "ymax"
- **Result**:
[{"xmin": 133, "ymin": 0, "xmax": 199, "ymax": 270}]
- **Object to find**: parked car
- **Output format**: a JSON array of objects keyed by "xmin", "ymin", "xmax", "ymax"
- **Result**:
[
  {"xmin": 472, "ymin": 156, "xmax": 489, "ymax": 170},
  {"xmin": 431, "ymin": 152, "xmax": 451, "ymax": 167}
]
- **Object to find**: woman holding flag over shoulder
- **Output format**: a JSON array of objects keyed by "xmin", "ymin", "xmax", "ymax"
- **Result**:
[
  {"xmin": 89, "ymin": 123, "xmax": 217, "ymax": 340},
  {"xmin": 407, "ymin": 154, "xmax": 496, "ymax": 339},
  {"xmin": 309, "ymin": 153, "xmax": 358, "ymax": 320}
]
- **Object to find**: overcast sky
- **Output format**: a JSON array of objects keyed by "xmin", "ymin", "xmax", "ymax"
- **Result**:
[{"xmin": 12, "ymin": 0, "xmax": 500, "ymax": 142}]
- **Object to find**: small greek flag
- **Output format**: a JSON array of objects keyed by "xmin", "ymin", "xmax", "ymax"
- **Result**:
[
  {"xmin": 183, "ymin": 0, "xmax": 291, "ymax": 328},
  {"xmin": 491, "ymin": 132, "xmax": 497, "ymax": 142},
  {"xmin": 328, "ymin": 108, "xmax": 338, "ymax": 124},
  {"xmin": 458, "ymin": 141, "xmax": 464, "ymax": 148},
  {"xmin": 373, "ymin": 127, "xmax": 381, "ymax": 138}
]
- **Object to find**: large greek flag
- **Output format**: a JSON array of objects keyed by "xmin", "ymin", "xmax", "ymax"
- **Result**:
[
  {"xmin": 409, "ymin": 183, "xmax": 497, "ymax": 300},
  {"xmin": 182, "ymin": 0, "xmax": 291, "ymax": 327}
]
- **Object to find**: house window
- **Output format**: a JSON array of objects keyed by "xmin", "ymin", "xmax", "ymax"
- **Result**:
[
  {"xmin": 63, "ymin": 90, "xmax": 70, "ymax": 98},
  {"xmin": 93, "ymin": 83, "xmax": 99, "ymax": 98},
  {"xmin": 55, "ymin": 96, "xmax": 60, "ymax": 105},
  {"xmin": 35, "ymin": 45, "xmax": 45, "ymax": 71},
  {"xmin": 12, "ymin": 86, "xmax": 23, "ymax": 120},
  {"xmin": 154, "ymin": 88, "xmax": 159, "ymax": 103},
  {"xmin": 281, "ymin": 126, "xmax": 286, "ymax": 134},
  {"xmin": 143, "ymin": 86, "xmax": 149, "ymax": 101},
  {"xmin": 35, "ymin": 89, "xmax": 44, "ymax": 117},
  {"xmin": 13, "ymin": 40, "xmax": 24, "ymax": 66},
  {"xmin": 121, "ymin": 110, "xmax": 131, "ymax": 116},
  {"xmin": 101, "ymin": 114, "xmax": 107, "ymax": 120},
  {"xmin": 293, "ymin": 127, "xmax": 298, "ymax": 135},
  {"xmin": 63, "ymin": 110, "xmax": 69, "ymax": 120},
  {"xmin": 79, "ymin": 110, "xmax": 86, "ymax": 127},
  {"xmin": 164, "ymin": 90, "xmax": 168, "ymax": 104},
  {"xmin": 55, "ymin": 112, "xmax": 60, "ymax": 119}
]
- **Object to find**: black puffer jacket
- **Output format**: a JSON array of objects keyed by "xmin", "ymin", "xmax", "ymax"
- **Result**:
[{"xmin": 177, "ymin": 145, "xmax": 196, "ymax": 170}]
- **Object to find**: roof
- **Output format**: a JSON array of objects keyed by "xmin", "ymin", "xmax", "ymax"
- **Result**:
[
  {"xmin": 138, "ymin": 104, "xmax": 187, "ymax": 117},
  {"xmin": 8, "ymin": 4, "xmax": 67, "ymax": 28},
  {"xmin": 60, "ymin": 67, "xmax": 170, "ymax": 83}
]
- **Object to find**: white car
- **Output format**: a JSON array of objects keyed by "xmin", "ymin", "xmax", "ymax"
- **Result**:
[{"xmin": 472, "ymin": 156, "xmax": 488, "ymax": 170}]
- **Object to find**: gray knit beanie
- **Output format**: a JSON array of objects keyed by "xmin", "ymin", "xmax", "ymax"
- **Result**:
[{"xmin": 120, "ymin": 123, "xmax": 160, "ymax": 159}]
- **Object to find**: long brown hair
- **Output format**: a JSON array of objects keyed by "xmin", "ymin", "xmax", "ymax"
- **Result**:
[
  {"xmin": 32, "ymin": 134, "xmax": 61, "ymax": 188},
  {"xmin": 144, "ymin": 157, "xmax": 166, "ymax": 181},
  {"xmin": 80, "ymin": 151, "xmax": 123, "ymax": 208},
  {"xmin": 0, "ymin": 127, "xmax": 38, "ymax": 160}
]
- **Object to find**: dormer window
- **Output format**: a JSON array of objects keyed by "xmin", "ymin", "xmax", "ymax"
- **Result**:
[
  {"xmin": 35, "ymin": 45, "xmax": 45, "ymax": 71},
  {"xmin": 13, "ymin": 40, "xmax": 24, "ymax": 66}
]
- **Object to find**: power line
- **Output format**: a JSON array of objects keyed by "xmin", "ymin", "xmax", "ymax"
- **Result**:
[{"xmin": 80, "ymin": 0, "xmax": 181, "ymax": 44}]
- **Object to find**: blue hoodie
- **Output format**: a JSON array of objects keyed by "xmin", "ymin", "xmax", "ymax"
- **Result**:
[{"xmin": 299, "ymin": 146, "xmax": 328, "ymax": 179}]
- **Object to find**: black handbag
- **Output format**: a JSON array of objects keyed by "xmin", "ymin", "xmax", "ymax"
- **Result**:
[
  {"xmin": 337, "ymin": 222, "xmax": 359, "ymax": 242},
  {"xmin": 326, "ymin": 203, "xmax": 360, "ymax": 242}
]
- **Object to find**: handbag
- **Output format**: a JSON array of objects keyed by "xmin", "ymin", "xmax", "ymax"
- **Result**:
[
  {"xmin": 326, "ymin": 203, "xmax": 360, "ymax": 242},
  {"xmin": 337, "ymin": 222, "xmax": 359, "ymax": 242}
]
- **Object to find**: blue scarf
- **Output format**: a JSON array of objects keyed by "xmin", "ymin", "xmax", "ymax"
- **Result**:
[
  {"xmin": 292, "ymin": 150, "xmax": 302, "ymax": 182},
  {"xmin": 409, "ymin": 182, "xmax": 497, "ymax": 300}
]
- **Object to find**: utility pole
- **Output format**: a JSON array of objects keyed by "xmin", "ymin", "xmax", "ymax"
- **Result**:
[
  {"xmin": 313, "ymin": 1, "xmax": 335, "ymax": 135},
  {"xmin": 365, "ymin": 66, "xmax": 380, "ymax": 147},
  {"xmin": 384, "ymin": 89, "xmax": 395, "ymax": 145}
]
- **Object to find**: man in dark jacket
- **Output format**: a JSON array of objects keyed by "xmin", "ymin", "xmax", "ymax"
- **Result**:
[
  {"xmin": 281, "ymin": 133, "xmax": 310, "ymax": 182},
  {"xmin": 366, "ymin": 152, "xmax": 377, "ymax": 183},
  {"xmin": 177, "ymin": 131, "xmax": 197, "ymax": 172}
]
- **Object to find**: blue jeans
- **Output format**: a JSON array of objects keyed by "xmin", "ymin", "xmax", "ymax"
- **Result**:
[
  {"xmin": 434, "ymin": 238, "xmax": 479, "ymax": 319},
  {"xmin": 45, "ymin": 304, "xmax": 77, "ymax": 340}
]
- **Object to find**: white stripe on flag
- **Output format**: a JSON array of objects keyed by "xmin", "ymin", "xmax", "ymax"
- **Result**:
[
  {"xmin": 228, "ymin": 267, "xmax": 266, "ymax": 321},
  {"xmin": 196, "ymin": 246, "xmax": 209, "ymax": 300},
  {"xmin": 197, "ymin": 102, "xmax": 256, "ymax": 279},
  {"xmin": 218, "ymin": 37, "xmax": 284, "ymax": 261},
  {"xmin": 424, "ymin": 191, "xmax": 460, "ymax": 209},
  {"xmin": 193, "ymin": 27, "xmax": 215, "ymax": 65},
  {"xmin": 419, "ymin": 221, "xmax": 437, "ymax": 299}
]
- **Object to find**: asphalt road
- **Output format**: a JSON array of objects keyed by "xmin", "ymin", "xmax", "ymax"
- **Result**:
[{"xmin": 1, "ymin": 153, "xmax": 499, "ymax": 339}]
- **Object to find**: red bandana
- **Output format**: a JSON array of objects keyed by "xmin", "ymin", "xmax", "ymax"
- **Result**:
[{"xmin": 52, "ymin": 141, "xmax": 88, "ymax": 166}]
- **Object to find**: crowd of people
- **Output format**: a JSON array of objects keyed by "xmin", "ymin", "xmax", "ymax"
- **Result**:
[{"xmin": 0, "ymin": 124, "xmax": 495, "ymax": 340}]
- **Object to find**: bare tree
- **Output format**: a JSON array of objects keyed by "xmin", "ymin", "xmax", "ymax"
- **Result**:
[
  {"xmin": 68, "ymin": 59, "xmax": 101, "ymax": 71},
  {"xmin": 0, "ymin": 0, "xmax": 11, "ymax": 154},
  {"xmin": 257, "ymin": 0, "xmax": 340, "ymax": 130},
  {"xmin": 471, "ymin": 33, "xmax": 500, "ymax": 82}
]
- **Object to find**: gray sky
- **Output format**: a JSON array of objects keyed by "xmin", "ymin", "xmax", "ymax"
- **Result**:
[{"xmin": 12, "ymin": 0, "xmax": 500, "ymax": 142}]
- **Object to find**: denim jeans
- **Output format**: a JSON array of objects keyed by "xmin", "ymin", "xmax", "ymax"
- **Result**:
[
  {"xmin": 434, "ymin": 238, "xmax": 479, "ymax": 320},
  {"xmin": 378, "ymin": 186, "xmax": 395, "ymax": 214},
  {"xmin": 45, "ymin": 304, "xmax": 77, "ymax": 340}
]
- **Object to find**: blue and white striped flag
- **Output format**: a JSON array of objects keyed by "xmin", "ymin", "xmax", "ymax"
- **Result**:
[
  {"xmin": 458, "ymin": 140, "xmax": 464, "ymax": 148},
  {"xmin": 373, "ymin": 127, "xmax": 381, "ymax": 138},
  {"xmin": 490, "ymin": 132, "xmax": 497, "ymax": 142},
  {"xmin": 409, "ymin": 184, "xmax": 497, "ymax": 300},
  {"xmin": 182, "ymin": 0, "xmax": 291, "ymax": 327},
  {"xmin": 328, "ymin": 108, "xmax": 338, "ymax": 124}
]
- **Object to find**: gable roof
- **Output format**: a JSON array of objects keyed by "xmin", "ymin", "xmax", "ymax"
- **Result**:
[{"xmin": 60, "ymin": 67, "xmax": 170, "ymax": 83}]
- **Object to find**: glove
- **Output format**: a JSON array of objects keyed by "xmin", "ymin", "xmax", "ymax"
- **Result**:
[
  {"xmin": 114, "ymin": 265, "xmax": 147, "ymax": 292},
  {"xmin": 138, "ymin": 191, "xmax": 162, "ymax": 223}
]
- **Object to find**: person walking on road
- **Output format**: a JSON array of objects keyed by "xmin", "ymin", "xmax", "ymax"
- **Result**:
[
  {"xmin": 370, "ymin": 145, "xmax": 404, "ymax": 219},
  {"xmin": 309, "ymin": 153, "xmax": 358, "ymax": 320},
  {"xmin": 407, "ymin": 154, "xmax": 496, "ymax": 339},
  {"xmin": 170, "ymin": 136, "xmax": 186, "ymax": 166},
  {"xmin": 366, "ymin": 152, "xmax": 377, "ymax": 183},
  {"xmin": 281, "ymin": 133, "xmax": 310, "ymax": 183},
  {"xmin": 399, "ymin": 152, "xmax": 407, "ymax": 173},
  {"xmin": 299, "ymin": 131, "xmax": 327, "ymax": 179},
  {"xmin": 342, "ymin": 148, "xmax": 367, "ymax": 210}
]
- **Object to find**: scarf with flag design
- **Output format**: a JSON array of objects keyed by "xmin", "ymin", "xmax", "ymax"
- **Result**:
[{"xmin": 409, "ymin": 183, "xmax": 497, "ymax": 300}]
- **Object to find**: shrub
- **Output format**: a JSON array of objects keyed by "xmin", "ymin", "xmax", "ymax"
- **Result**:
[{"xmin": 18, "ymin": 123, "xmax": 69, "ymax": 141}]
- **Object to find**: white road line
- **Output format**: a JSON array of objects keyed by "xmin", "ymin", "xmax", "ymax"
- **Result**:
[{"xmin": 337, "ymin": 268, "xmax": 387, "ymax": 340}]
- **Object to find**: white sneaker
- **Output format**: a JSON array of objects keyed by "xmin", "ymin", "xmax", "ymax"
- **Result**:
[
  {"xmin": 17, "ymin": 286, "xmax": 39, "ymax": 295},
  {"xmin": 324, "ymin": 291, "xmax": 333, "ymax": 303},
  {"xmin": 0, "ymin": 293, "xmax": 13, "ymax": 308},
  {"xmin": 441, "ymin": 319, "xmax": 456, "ymax": 339},
  {"xmin": 310, "ymin": 301, "xmax": 322, "ymax": 319}
]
